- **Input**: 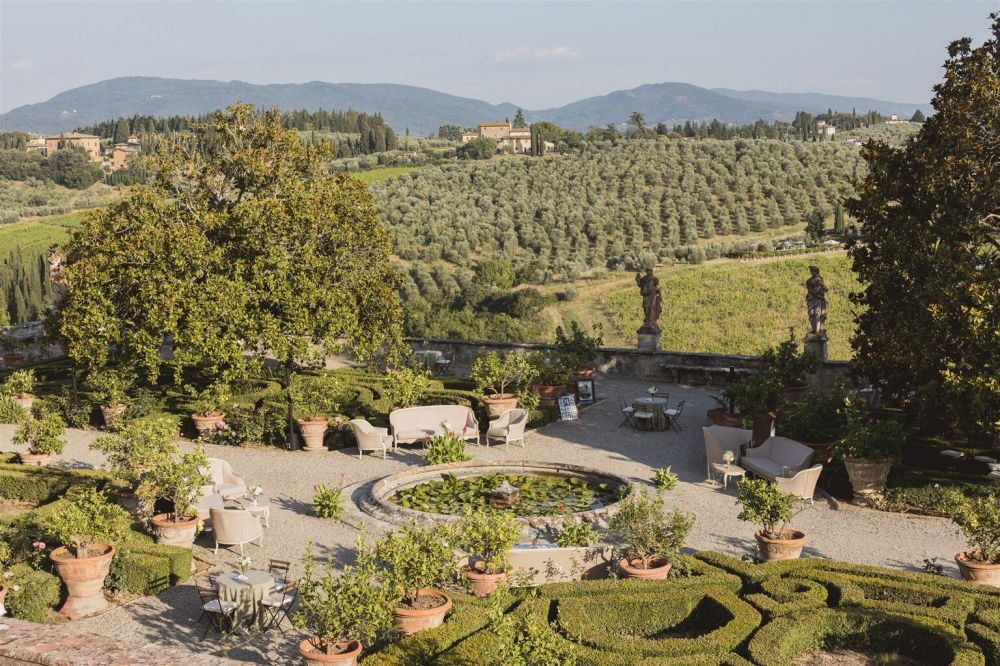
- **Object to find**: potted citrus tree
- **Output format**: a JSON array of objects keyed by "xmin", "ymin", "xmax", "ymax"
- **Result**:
[
  {"xmin": 723, "ymin": 369, "xmax": 785, "ymax": 445},
  {"xmin": 471, "ymin": 351, "xmax": 536, "ymax": 418},
  {"xmin": 290, "ymin": 374, "xmax": 341, "ymax": 452},
  {"xmin": 454, "ymin": 508, "xmax": 521, "ymax": 596},
  {"xmin": 13, "ymin": 411, "xmax": 66, "ymax": 466},
  {"xmin": 609, "ymin": 486, "xmax": 694, "ymax": 579},
  {"xmin": 139, "ymin": 447, "xmax": 210, "ymax": 548},
  {"xmin": 554, "ymin": 321, "xmax": 604, "ymax": 378},
  {"xmin": 88, "ymin": 369, "xmax": 131, "ymax": 429},
  {"xmin": 737, "ymin": 478, "xmax": 804, "ymax": 561},
  {"xmin": 527, "ymin": 352, "xmax": 572, "ymax": 406},
  {"xmin": 90, "ymin": 417, "xmax": 177, "ymax": 515},
  {"xmin": 375, "ymin": 521, "xmax": 456, "ymax": 635},
  {"xmin": 294, "ymin": 537, "xmax": 394, "ymax": 666},
  {"xmin": 2, "ymin": 370, "xmax": 36, "ymax": 411},
  {"xmin": 761, "ymin": 330, "xmax": 820, "ymax": 401},
  {"xmin": 839, "ymin": 413, "xmax": 906, "ymax": 502},
  {"xmin": 952, "ymin": 495, "xmax": 1000, "ymax": 587},
  {"xmin": 778, "ymin": 387, "xmax": 848, "ymax": 463},
  {"xmin": 189, "ymin": 382, "xmax": 229, "ymax": 435},
  {"xmin": 40, "ymin": 488, "xmax": 131, "ymax": 618}
]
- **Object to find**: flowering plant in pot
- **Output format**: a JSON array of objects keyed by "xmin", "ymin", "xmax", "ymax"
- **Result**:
[
  {"xmin": 527, "ymin": 352, "xmax": 572, "ymax": 406},
  {"xmin": 375, "ymin": 521, "xmax": 457, "ymax": 635},
  {"xmin": 952, "ymin": 495, "xmax": 1000, "ymax": 587},
  {"xmin": 290, "ymin": 374, "xmax": 341, "ymax": 452},
  {"xmin": 138, "ymin": 447, "xmax": 210, "ymax": 548},
  {"xmin": 471, "ymin": 352, "xmax": 537, "ymax": 417},
  {"xmin": 454, "ymin": 508, "xmax": 521, "ymax": 596},
  {"xmin": 13, "ymin": 411, "xmax": 66, "ymax": 466},
  {"xmin": 188, "ymin": 382, "xmax": 230, "ymax": 435},
  {"xmin": 294, "ymin": 536, "xmax": 394, "ymax": 666},
  {"xmin": 87, "ymin": 369, "xmax": 132, "ymax": 429},
  {"xmin": 554, "ymin": 321, "xmax": 603, "ymax": 377},
  {"xmin": 1, "ymin": 369, "xmax": 35, "ymax": 411},
  {"xmin": 736, "ymin": 478, "xmax": 803, "ymax": 561},
  {"xmin": 39, "ymin": 488, "xmax": 131, "ymax": 618},
  {"xmin": 838, "ymin": 408, "xmax": 906, "ymax": 502},
  {"xmin": 723, "ymin": 369, "xmax": 785, "ymax": 445},
  {"xmin": 609, "ymin": 486, "xmax": 694, "ymax": 579},
  {"xmin": 90, "ymin": 417, "xmax": 177, "ymax": 514}
]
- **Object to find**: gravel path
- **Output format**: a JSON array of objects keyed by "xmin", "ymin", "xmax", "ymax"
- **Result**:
[{"xmin": 0, "ymin": 377, "xmax": 965, "ymax": 664}]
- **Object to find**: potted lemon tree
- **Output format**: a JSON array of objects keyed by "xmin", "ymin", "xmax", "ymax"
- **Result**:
[
  {"xmin": 723, "ymin": 369, "xmax": 785, "ymax": 446},
  {"xmin": 527, "ymin": 352, "xmax": 572, "ymax": 406},
  {"xmin": 839, "ymin": 415, "xmax": 906, "ymax": 503},
  {"xmin": 2, "ymin": 370, "xmax": 36, "ymax": 411},
  {"xmin": 139, "ymin": 447, "xmax": 210, "ymax": 549},
  {"xmin": 90, "ymin": 417, "xmax": 177, "ymax": 515},
  {"xmin": 88, "ymin": 369, "xmax": 132, "ymax": 429},
  {"xmin": 291, "ymin": 374, "xmax": 341, "ymax": 452},
  {"xmin": 40, "ymin": 488, "xmax": 131, "ymax": 618},
  {"xmin": 610, "ymin": 486, "xmax": 694, "ymax": 579},
  {"xmin": 554, "ymin": 321, "xmax": 603, "ymax": 379},
  {"xmin": 189, "ymin": 382, "xmax": 230, "ymax": 436},
  {"xmin": 737, "ymin": 478, "xmax": 804, "ymax": 561},
  {"xmin": 952, "ymin": 495, "xmax": 1000, "ymax": 587},
  {"xmin": 454, "ymin": 508, "xmax": 521, "ymax": 596},
  {"xmin": 13, "ymin": 411, "xmax": 65, "ymax": 466},
  {"xmin": 471, "ymin": 352, "xmax": 536, "ymax": 418}
]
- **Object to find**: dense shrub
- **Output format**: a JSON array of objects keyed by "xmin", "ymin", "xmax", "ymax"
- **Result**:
[{"xmin": 3, "ymin": 563, "xmax": 60, "ymax": 622}]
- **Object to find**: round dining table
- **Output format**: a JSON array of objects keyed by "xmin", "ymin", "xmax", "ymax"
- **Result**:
[
  {"xmin": 633, "ymin": 396, "xmax": 669, "ymax": 431},
  {"xmin": 216, "ymin": 569, "xmax": 274, "ymax": 627}
]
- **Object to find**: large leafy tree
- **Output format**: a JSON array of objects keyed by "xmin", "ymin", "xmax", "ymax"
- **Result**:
[
  {"xmin": 848, "ymin": 15, "xmax": 1000, "ymax": 438},
  {"xmin": 55, "ymin": 103, "xmax": 402, "ymax": 444}
]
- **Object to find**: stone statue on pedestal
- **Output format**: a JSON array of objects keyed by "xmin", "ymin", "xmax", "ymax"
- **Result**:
[
  {"xmin": 635, "ymin": 268, "xmax": 662, "ymax": 351},
  {"xmin": 805, "ymin": 265, "xmax": 828, "ymax": 339}
]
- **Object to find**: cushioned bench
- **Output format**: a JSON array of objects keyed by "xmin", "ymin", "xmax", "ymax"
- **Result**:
[
  {"xmin": 742, "ymin": 436, "xmax": 814, "ymax": 481},
  {"xmin": 389, "ymin": 405, "xmax": 480, "ymax": 447}
]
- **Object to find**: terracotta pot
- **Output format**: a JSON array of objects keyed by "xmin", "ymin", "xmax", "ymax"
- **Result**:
[
  {"xmin": 955, "ymin": 552, "xmax": 1000, "ymax": 588},
  {"xmin": 531, "ymin": 383, "xmax": 564, "ymax": 407},
  {"xmin": 751, "ymin": 411, "xmax": 776, "ymax": 446},
  {"xmin": 191, "ymin": 411, "xmax": 225, "ymax": 435},
  {"xmin": 843, "ymin": 459, "xmax": 892, "ymax": 501},
  {"xmin": 755, "ymin": 530, "xmax": 806, "ymax": 561},
  {"xmin": 150, "ymin": 513, "xmax": 199, "ymax": 549},
  {"xmin": 297, "ymin": 418, "xmax": 330, "ymax": 451},
  {"xmin": 619, "ymin": 556, "xmax": 671, "ymax": 580},
  {"xmin": 799, "ymin": 440, "xmax": 836, "ymax": 464},
  {"xmin": 10, "ymin": 393, "xmax": 34, "ymax": 411},
  {"xmin": 707, "ymin": 408, "xmax": 743, "ymax": 428},
  {"xmin": 2, "ymin": 353, "xmax": 23, "ymax": 367},
  {"xmin": 464, "ymin": 564, "xmax": 506, "ymax": 597},
  {"xmin": 100, "ymin": 403, "xmax": 127, "ymax": 429},
  {"xmin": 572, "ymin": 367, "xmax": 595, "ymax": 379},
  {"xmin": 19, "ymin": 452, "xmax": 52, "ymax": 466},
  {"xmin": 50, "ymin": 543, "xmax": 115, "ymax": 619},
  {"xmin": 482, "ymin": 393, "xmax": 518, "ymax": 419},
  {"xmin": 299, "ymin": 638, "xmax": 362, "ymax": 666},
  {"xmin": 393, "ymin": 588, "xmax": 453, "ymax": 635}
]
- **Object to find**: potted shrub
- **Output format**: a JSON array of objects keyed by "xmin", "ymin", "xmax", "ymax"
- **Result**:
[
  {"xmin": 40, "ymin": 488, "xmax": 131, "ymax": 618},
  {"xmin": 375, "ymin": 522, "xmax": 456, "ymax": 635},
  {"xmin": 382, "ymin": 365, "xmax": 431, "ymax": 409},
  {"xmin": 554, "ymin": 322, "xmax": 604, "ymax": 378},
  {"xmin": 527, "ymin": 351, "xmax": 572, "ymax": 406},
  {"xmin": 13, "ymin": 412, "xmax": 66, "ymax": 466},
  {"xmin": 90, "ymin": 417, "xmax": 177, "ymax": 515},
  {"xmin": 189, "ymin": 382, "xmax": 229, "ymax": 435},
  {"xmin": 454, "ymin": 508, "xmax": 521, "ymax": 596},
  {"xmin": 2, "ymin": 370, "xmax": 35, "ymax": 411},
  {"xmin": 762, "ymin": 330, "xmax": 821, "ymax": 400},
  {"xmin": 88, "ymin": 369, "xmax": 132, "ymax": 429},
  {"xmin": 736, "ymin": 478, "xmax": 804, "ymax": 561},
  {"xmin": 471, "ymin": 352, "xmax": 537, "ymax": 418},
  {"xmin": 723, "ymin": 369, "xmax": 785, "ymax": 445},
  {"xmin": 778, "ymin": 387, "xmax": 848, "ymax": 463},
  {"xmin": 291, "ymin": 374, "xmax": 341, "ymax": 452},
  {"xmin": 839, "ymin": 415, "xmax": 906, "ymax": 502},
  {"xmin": 952, "ymin": 495, "xmax": 1000, "ymax": 587},
  {"xmin": 139, "ymin": 447, "xmax": 210, "ymax": 548},
  {"xmin": 294, "ymin": 537, "xmax": 394, "ymax": 666},
  {"xmin": 609, "ymin": 486, "xmax": 694, "ymax": 579}
]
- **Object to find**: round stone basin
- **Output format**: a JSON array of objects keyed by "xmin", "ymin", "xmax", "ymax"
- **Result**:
[{"xmin": 365, "ymin": 460, "xmax": 633, "ymax": 529}]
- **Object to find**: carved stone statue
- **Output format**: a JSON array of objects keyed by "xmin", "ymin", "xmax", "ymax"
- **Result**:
[
  {"xmin": 635, "ymin": 268, "xmax": 662, "ymax": 333},
  {"xmin": 805, "ymin": 265, "xmax": 828, "ymax": 339},
  {"xmin": 47, "ymin": 245, "xmax": 66, "ymax": 306}
]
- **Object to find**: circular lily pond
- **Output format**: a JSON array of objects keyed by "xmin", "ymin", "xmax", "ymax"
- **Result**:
[{"xmin": 390, "ymin": 472, "xmax": 621, "ymax": 517}]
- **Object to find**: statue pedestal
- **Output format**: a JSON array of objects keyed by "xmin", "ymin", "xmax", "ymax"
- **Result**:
[
  {"xmin": 803, "ymin": 335, "xmax": 828, "ymax": 362},
  {"xmin": 637, "ymin": 331, "xmax": 660, "ymax": 352}
]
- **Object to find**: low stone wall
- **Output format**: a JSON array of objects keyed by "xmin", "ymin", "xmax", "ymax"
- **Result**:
[{"xmin": 406, "ymin": 337, "xmax": 848, "ymax": 388}]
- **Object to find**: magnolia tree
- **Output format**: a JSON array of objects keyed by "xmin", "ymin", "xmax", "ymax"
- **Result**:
[{"xmin": 54, "ymin": 103, "xmax": 403, "ymax": 447}]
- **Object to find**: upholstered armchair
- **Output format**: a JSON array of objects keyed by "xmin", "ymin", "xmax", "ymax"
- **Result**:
[
  {"xmin": 206, "ymin": 458, "xmax": 247, "ymax": 499},
  {"xmin": 486, "ymin": 409, "xmax": 528, "ymax": 448},
  {"xmin": 350, "ymin": 419, "xmax": 393, "ymax": 459},
  {"xmin": 702, "ymin": 425, "xmax": 753, "ymax": 479},
  {"xmin": 775, "ymin": 464, "xmax": 824, "ymax": 503},
  {"xmin": 209, "ymin": 508, "xmax": 264, "ymax": 555}
]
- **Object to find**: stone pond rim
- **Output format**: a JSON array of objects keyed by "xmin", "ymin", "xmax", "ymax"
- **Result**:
[{"xmin": 363, "ymin": 460, "xmax": 634, "ymax": 529}]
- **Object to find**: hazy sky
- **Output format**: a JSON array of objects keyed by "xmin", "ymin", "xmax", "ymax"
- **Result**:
[{"xmin": 1, "ymin": 0, "xmax": 996, "ymax": 113}]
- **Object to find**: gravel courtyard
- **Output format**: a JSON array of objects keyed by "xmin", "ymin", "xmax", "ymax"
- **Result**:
[{"xmin": 0, "ymin": 377, "xmax": 966, "ymax": 664}]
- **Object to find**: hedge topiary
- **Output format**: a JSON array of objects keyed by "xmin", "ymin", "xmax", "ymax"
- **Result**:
[{"xmin": 4, "ymin": 563, "xmax": 61, "ymax": 623}]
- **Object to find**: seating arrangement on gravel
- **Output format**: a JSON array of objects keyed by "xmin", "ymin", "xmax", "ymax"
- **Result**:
[
  {"xmin": 388, "ymin": 405, "xmax": 480, "ymax": 447},
  {"xmin": 741, "ymin": 436, "xmax": 814, "ymax": 481}
]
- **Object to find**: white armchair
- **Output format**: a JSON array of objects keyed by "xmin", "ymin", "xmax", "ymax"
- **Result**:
[
  {"xmin": 775, "ymin": 464, "xmax": 823, "ymax": 503},
  {"xmin": 703, "ymin": 425, "xmax": 753, "ymax": 480},
  {"xmin": 206, "ymin": 458, "xmax": 247, "ymax": 499},
  {"xmin": 486, "ymin": 409, "xmax": 528, "ymax": 449},
  {"xmin": 350, "ymin": 419, "xmax": 393, "ymax": 458},
  {"xmin": 209, "ymin": 508, "xmax": 264, "ymax": 555}
]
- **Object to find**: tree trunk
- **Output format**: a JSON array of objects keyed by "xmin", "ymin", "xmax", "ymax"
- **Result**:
[{"xmin": 284, "ymin": 362, "xmax": 299, "ymax": 450}]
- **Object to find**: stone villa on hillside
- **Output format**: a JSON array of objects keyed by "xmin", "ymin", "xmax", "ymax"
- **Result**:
[
  {"xmin": 111, "ymin": 136, "xmax": 141, "ymax": 169},
  {"xmin": 42, "ymin": 132, "xmax": 102, "ymax": 162},
  {"xmin": 462, "ymin": 120, "xmax": 538, "ymax": 154}
]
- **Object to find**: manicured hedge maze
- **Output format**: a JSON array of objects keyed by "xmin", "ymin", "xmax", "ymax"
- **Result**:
[{"xmin": 366, "ymin": 552, "xmax": 1000, "ymax": 665}]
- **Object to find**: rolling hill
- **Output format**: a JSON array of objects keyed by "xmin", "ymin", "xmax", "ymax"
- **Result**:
[{"xmin": 0, "ymin": 76, "xmax": 933, "ymax": 135}]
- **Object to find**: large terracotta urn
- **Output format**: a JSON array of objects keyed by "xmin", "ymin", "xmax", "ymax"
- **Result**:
[
  {"xmin": 10, "ymin": 393, "xmax": 34, "ymax": 411},
  {"xmin": 843, "ymin": 459, "xmax": 892, "ymax": 501},
  {"xmin": 531, "ymin": 383, "xmax": 564, "ymax": 407},
  {"xmin": 191, "ymin": 411, "xmax": 225, "ymax": 435},
  {"xmin": 100, "ymin": 403, "xmax": 127, "ymax": 429},
  {"xmin": 297, "ymin": 418, "xmax": 330, "ymax": 452},
  {"xmin": 755, "ymin": 530, "xmax": 806, "ymax": 561},
  {"xmin": 393, "ymin": 588, "xmax": 452, "ymax": 635},
  {"xmin": 619, "ymin": 556, "xmax": 671, "ymax": 580},
  {"xmin": 299, "ymin": 639, "xmax": 362, "ymax": 666},
  {"xmin": 18, "ymin": 452, "xmax": 51, "ymax": 467},
  {"xmin": 463, "ymin": 563, "xmax": 506, "ymax": 597},
  {"xmin": 150, "ymin": 513, "xmax": 199, "ymax": 549},
  {"xmin": 955, "ymin": 552, "xmax": 1000, "ymax": 588},
  {"xmin": 482, "ymin": 393, "xmax": 518, "ymax": 418},
  {"xmin": 50, "ymin": 543, "xmax": 115, "ymax": 619}
]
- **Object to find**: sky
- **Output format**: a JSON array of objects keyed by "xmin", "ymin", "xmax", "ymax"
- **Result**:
[{"xmin": 1, "ymin": 0, "xmax": 997, "ymax": 113}]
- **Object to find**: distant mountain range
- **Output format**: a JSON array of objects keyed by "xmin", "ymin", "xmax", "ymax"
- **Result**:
[{"xmin": 0, "ymin": 76, "xmax": 934, "ymax": 135}]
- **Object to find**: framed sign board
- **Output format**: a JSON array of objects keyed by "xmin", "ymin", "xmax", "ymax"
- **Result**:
[
  {"xmin": 575, "ymin": 379, "xmax": 595, "ymax": 406},
  {"xmin": 558, "ymin": 395, "xmax": 578, "ymax": 421}
]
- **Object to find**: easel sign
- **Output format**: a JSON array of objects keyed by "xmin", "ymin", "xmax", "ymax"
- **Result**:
[{"xmin": 558, "ymin": 395, "xmax": 578, "ymax": 421}]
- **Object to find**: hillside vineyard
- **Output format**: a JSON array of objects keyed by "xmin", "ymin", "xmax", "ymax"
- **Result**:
[{"xmin": 370, "ymin": 139, "xmax": 864, "ymax": 277}]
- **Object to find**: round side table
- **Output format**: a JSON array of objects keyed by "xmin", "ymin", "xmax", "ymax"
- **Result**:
[
  {"xmin": 710, "ymin": 463, "xmax": 746, "ymax": 490},
  {"xmin": 240, "ymin": 499, "xmax": 271, "ymax": 528}
]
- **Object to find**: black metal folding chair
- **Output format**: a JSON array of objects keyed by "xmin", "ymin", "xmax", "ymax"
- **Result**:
[
  {"xmin": 618, "ymin": 399, "xmax": 637, "ymax": 428},
  {"xmin": 197, "ymin": 588, "xmax": 237, "ymax": 639},
  {"xmin": 260, "ymin": 579, "xmax": 299, "ymax": 635},
  {"xmin": 267, "ymin": 558, "xmax": 291, "ymax": 592},
  {"xmin": 665, "ymin": 400, "xmax": 686, "ymax": 432}
]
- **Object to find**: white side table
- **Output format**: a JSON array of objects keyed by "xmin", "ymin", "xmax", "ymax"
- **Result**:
[
  {"xmin": 240, "ymin": 499, "xmax": 271, "ymax": 528},
  {"xmin": 710, "ymin": 463, "xmax": 746, "ymax": 490}
]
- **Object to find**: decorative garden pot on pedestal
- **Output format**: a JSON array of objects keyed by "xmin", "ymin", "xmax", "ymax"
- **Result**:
[
  {"xmin": 532, "ymin": 383, "xmax": 564, "ymax": 407},
  {"xmin": 755, "ymin": 530, "xmax": 806, "ymax": 561},
  {"xmin": 393, "ymin": 588, "xmax": 452, "ymax": 635},
  {"xmin": 191, "ymin": 411, "xmax": 225, "ymax": 436},
  {"xmin": 150, "ymin": 513, "xmax": 199, "ymax": 549},
  {"xmin": 482, "ymin": 394, "xmax": 518, "ymax": 419},
  {"xmin": 100, "ymin": 403, "xmax": 127, "ymax": 429},
  {"xmin": 299, "ymin": 639, "xmax": 362, "ymax": 666},
  {"xmin": 18, "ymin": 452, "xmax": 51, "ymax": 467},
  {"xmin": 464, "ymin": 563, "xmax": 506, "ymax": 597},
  {"xmin": 297, "ymin": 418, "xmax": 330, "ymax": 451},
  {"xmin": 10, "ymin": 393, "xmax": 34, "ymax": 411},
  {"xmin": 843, "ymin": 459, "xmax": 892, "ymax": 502},
  {"xmin": 50, "ymin": 543, "xmax": 115, "ymax": 619},
  {"xmin": 619, "ymin": 557, "xmax": 671, "ymax": 580},
  {"xmin": 955, "ymin": 553, "xmax": 1000, "ymax": 588}
]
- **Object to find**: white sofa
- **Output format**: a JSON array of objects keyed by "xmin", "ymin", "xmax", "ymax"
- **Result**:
[
  {"xmin": 389, "ymin": 405, "xmax": 479, "ymax": 447},
  {"xmin": 742, "ymin": 437, "xmax": 814, "ymax": 481}
]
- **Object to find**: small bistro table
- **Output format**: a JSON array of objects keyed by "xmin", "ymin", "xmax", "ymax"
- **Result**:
[
  {"xmin": 414, "ymin": 350, "xmax": 442, "ymax": 370},
  {"xmin": 240, "ymin": 499, "xmax": 271, "ymax": 528},
  {"xmin": 216, "ymin": 569, "xmax": 274, "ymax": 628},
  {"xmin": 633, "ymin": 397, "xmax": 669, "ymax": 431},
  {"xmin": 710, "ymin": 463, "xmax": 747, "ymax": 490}
]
